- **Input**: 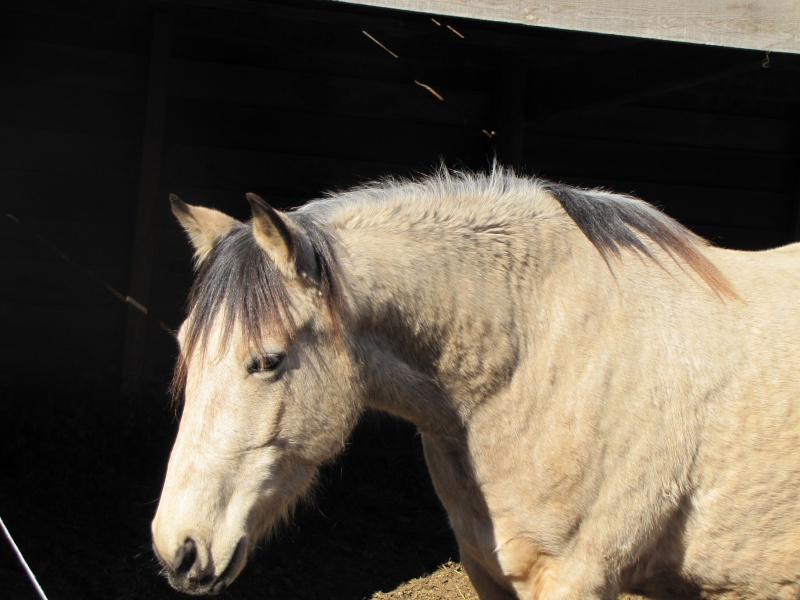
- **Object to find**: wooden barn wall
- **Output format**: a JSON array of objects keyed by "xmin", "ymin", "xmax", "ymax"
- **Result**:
[
  {"xmin": 0, "ymin": 2, "xmax": 151, "ymax": 390},
  {"xmin": 1, "ymin": 0, "xmax": 799, "ymax": 391}
]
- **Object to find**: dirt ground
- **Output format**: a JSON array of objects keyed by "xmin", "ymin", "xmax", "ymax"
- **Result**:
[
  {"xmin": 1, "ymin": 382, "xmax": 649, "ymax": 600},
  {"xmin": 370, "ymin": 561, "xmax": 477, "ymax": 599}
]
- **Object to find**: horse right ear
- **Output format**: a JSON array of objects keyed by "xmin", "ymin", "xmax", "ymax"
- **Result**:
[{"xmin": 170, "ymin": 194, "xmax": 238, "ymax": 265}]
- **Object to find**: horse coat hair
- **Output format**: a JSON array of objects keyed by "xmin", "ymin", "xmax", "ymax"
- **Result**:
[{"xmin": 153, "ymin": 169, "xmax": 800, "ymax": 599}]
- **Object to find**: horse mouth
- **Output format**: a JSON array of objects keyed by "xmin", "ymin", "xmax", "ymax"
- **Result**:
[{"xmin": 165, "ymin": 538, "xmax": 248, "ymax": 596}]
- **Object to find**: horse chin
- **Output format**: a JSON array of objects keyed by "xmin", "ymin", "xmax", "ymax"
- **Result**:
[{"xmin": 166, "ymin": 573, "xmax": 225, "ymax": 596}]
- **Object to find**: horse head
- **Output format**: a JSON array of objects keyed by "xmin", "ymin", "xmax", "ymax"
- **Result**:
[{"xmin": 152, "ymin": 194, "xmax": 357, "ymax": 595}]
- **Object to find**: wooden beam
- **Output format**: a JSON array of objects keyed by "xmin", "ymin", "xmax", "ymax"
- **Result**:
[
  {"xmin": 120, "ymin": 10, "xmax": 172, "ymax": 396},
  {"xmin": 333, "ymin": 0, "xmax": 800, "ymax": 55},
  {"xmin": 530, "ymin": 42, "xmax": 759, "ymax": 122}
]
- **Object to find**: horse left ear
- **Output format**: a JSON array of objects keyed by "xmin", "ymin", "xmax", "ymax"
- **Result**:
[
  {"xmin": 246, "ymin": 193, "xmax": 317, "ymax": 283},
  {"xmin": 170, "ymin": 194, "xmax": 238, "ymax": 265}
]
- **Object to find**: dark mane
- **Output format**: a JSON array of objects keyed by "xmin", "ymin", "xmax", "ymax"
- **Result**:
[
  {"xmin": 171, "ymin": 214, "xmax": 343, "ymax": 401},
  {"xmin": 542, "ymin": 181, "xmax": 738, "ymax": 299}
]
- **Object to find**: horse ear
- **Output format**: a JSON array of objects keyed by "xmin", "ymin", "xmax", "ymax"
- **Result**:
[
  {"xmin": 170, "ymin": 194, "xmax": 238, "ymax": 265},
  {"xmin": 246, "ymin": 193, "xmax": 314, "ymax": 282}
]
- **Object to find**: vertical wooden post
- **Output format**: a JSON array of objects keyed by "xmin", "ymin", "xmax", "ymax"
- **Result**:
[
  {"xmin": 493, "ymin": 49, "xmax": 527, "ymax": 170},
  {"xmin": 120, "ymin": 11, "xmax": 172, "ymax": 396}
]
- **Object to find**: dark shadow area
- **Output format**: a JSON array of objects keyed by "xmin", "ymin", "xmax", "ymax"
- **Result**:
[{"xmin": 0, "ymin": 385, "xmax": 457, "ymax": 599}]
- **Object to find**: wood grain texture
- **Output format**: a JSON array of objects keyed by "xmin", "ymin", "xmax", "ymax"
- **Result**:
[{"xmin": 333, "ymin": 0, "xmax": 800, "ymax": 54}]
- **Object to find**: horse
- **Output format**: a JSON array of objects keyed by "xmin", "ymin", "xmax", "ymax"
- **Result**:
[{"xmin": 151, "ymin": 168, "xmax": 800, "ymax": 599}]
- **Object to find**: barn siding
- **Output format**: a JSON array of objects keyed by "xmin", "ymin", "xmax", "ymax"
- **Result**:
[
  {"xmin": 0, "ymin": 3, "xmax": 149, "ymax": 390},
  {"xmin": 1, "ymin": 0, "xmax": 798, "ymax": 391}
]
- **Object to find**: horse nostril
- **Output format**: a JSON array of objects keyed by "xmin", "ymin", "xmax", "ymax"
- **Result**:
[{"xmin": 173, "ymin": 538, "xmax": 197, "ymax": 576}]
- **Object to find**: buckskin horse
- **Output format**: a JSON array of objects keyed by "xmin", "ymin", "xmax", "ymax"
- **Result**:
[{"xmin": 152, "ymin": 169, "xmax": 800, "ymax": 599}]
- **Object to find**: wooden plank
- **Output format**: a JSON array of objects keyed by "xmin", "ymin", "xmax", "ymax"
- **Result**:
[
  {"xmin": 522, "ymin": 134, "xmax": 794, "ymax": 192},
  {"xmin": 334, "ymin": 0, "xmax": 800, "ymax": 54},
  {"xmin": 0, "ymin": 302, "xmax": 125, "ymax": 383},
  {"xmin": 0, "ymin": 303, "xmax": 122, "ymax": 344},
  {"xmin": 0, "ymin": 257, "xmax": 126, "ymax": 308},
  {"xmin": 0, "ymin": 81, "xmax": 142, "ymax": 138},
  {"xmin": 0, "ymin": 126, "xmax": 139, "ymax": 182},
  {"xmin": 0, "ymin": 38, "xmax": 146, "ymax": 91},
  {"xmin": 530, "ymin": 42, "xmax": 759, "ymax": 121},
  {"xmin": 121, "ymin": 11, "xmax": 172, "ymax": 396},
  {"xmin": 0, "ymin": 217, "xmax": 128, "ymax": 267},
  {"xmin": 169, "ymin": 57, "xmax": 491, "ymax": 128},
  {"xmin": 162, "ymin": 144, "xmax": 409, "ymax": 205},
  {"xmin": 174, "ymin": 0, "xmax": 630, "ymax": 74},
  {"xmin": 572, "ymin": 180, "xmax": 791, "ymax": 231},
  {"xmin": 165, "ymin": 99, "xmax": 490, "ymax": 167},
  {"xmin": 0, "ymin": 5, "xmax": 149, "ymax": 53},
  {"xmin": 533, "ymin": 105, "xmax": 798, "ymax": 154},
  {"xmin": 0, "ymin": 169, "xmax": 135, "ymax": 222},
  {"xmin": 173, "ymin": 5, "xmax": 506, "ymax": 79}
]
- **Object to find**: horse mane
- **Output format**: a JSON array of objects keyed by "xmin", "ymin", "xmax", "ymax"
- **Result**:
[
  {"xmin": 170, "ymin": 215, "xmax": 344, "ymax": 402},
  {"xmin": 171, "ymin": 169, "xmax": 737, "ymax": 400},
  {"xmin": 541, "ymin": 181, "xmax": 738, "ymax": 299},
  {"xmin": 336, "ymin": 167, "xmax": 736, "ymax": 299}
]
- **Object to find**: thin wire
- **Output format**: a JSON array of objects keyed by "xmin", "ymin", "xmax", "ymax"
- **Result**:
[{"xmin": 0, "ymin": 516, "xmax": 50, "ymax": 600}]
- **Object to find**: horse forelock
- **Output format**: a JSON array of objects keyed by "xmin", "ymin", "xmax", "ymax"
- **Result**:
[{"xmin": 170, "ymin": 217, "xmax": 344, "ymax": 403}]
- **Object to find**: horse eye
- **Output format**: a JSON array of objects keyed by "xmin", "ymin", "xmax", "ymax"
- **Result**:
[{"xmin": 247, "ymin": 353, "xmax": 285, "ymax": 375}]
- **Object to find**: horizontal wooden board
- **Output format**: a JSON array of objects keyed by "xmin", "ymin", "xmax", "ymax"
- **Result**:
[
  {"xmin": 0, "ymin": 169, "xmax": 137, "ymax": 222},
  {"xmin": 0, "ymin": 38, "xmax": 146, "ymax": 92},
  {"xmin": 1, "ymin": 216, "xmax": 129, "ymax": 267},
  {"xmin": 522, "ymin": 134, "xmax": 796, "ymax": 193},
  {"xmin": 160, "ymin": 141, "xmax": 486, "ymax": 201},
  {"xmin": 0, "ymin": 5, "xmax": 149, "ymax": 54},
  {"xmin": 0, "ymin": 302, "xmax": 125, "ymax": 377},
  {"xmin": 0, "ymin": 126, "xmax": 140, "ymax": 182},
  {"xmin": 533, "ymin": 105, "xmax": 798, "ymax": 154},
  {"xmin": 564, "ymin": 178, "xmax": 792, "ymax": 230},
  {"xmin": 0, "ymin": 81, "xmax": 143, "ymax": 139},
  {"xmin": 642, "ymin": 66, "xmax": 800, "ymax": 120},
  {"xmin": 165, "ymin": 99, "xmax": 492, "ymax": 167},
  {"xmin": 0, "ymin": 256, "xmax": 128, "ymax": 308},
  {"xmin": 177, "ymin": 0, "xmax": 621, "ymax": 59},
  {"xmin": 334, "ymin": 0, "xmax": 800, "ymax": 54},
  {"xmin": 168, "ymin": 57, "xmax": 492, "ymax": 128},
  {"xmin": 172, "ymin": 13, "xmax": 505, "ymax": 87}
]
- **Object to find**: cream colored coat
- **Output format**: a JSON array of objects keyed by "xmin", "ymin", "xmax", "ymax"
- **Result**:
[{"xmin": 153, "ymin": 171, "xmax": 800, "ymax": 599}]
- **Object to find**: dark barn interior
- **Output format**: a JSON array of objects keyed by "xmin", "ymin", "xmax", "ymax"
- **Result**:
[{"xmin": 1, "ymin": 0, "xmax": 799, "ymax": 598}]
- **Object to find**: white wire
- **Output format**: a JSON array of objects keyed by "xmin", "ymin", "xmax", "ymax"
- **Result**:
[{"xmin": 0, "ymin": 515, "xmax": 50, "ymax": 600}]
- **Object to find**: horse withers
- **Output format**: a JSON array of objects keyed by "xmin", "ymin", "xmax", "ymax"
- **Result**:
[{"xmin": 152, "ymin": 170, "xmax": 800, "ymax": 599}]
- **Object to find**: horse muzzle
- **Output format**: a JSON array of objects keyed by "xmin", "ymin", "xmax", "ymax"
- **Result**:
[{"xmin": 154, "ymin": 536, "xmax": 247, "ymax": 596}]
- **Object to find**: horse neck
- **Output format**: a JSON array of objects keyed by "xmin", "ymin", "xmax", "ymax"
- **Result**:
[{"xmin": 332, "ymin": 193, "xmax": 613, "ymax": 437}]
